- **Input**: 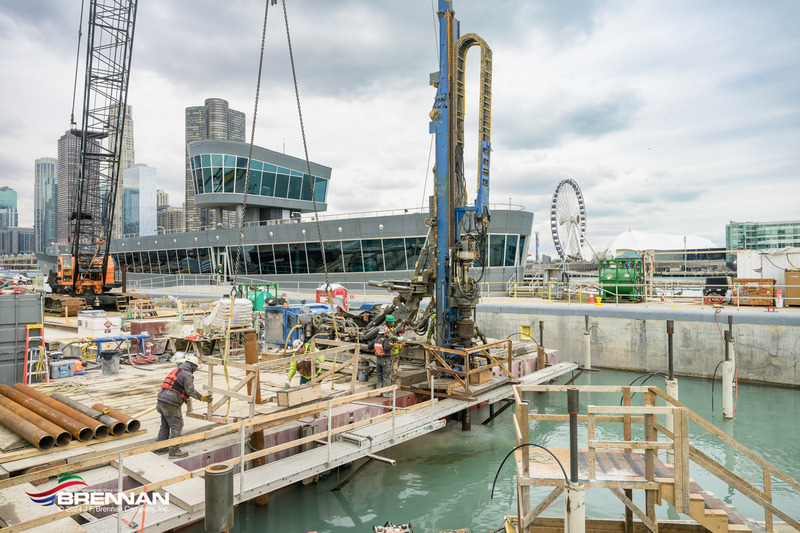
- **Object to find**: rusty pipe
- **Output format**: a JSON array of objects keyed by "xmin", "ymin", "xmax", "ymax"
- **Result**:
[
  {"xmin": 92, "ymin": 404, "xmax": 141, "ymax": 433},
  {"xmin": 0, "ymin": 394, "xmax": 71, "ymax": 447},
  {"xmin": 0, "ymin": 385, "xmax": 92, "ymax": 442},
  {"xmin": 13, "ymin": 384, "xmax": 109, "ymax": 439},
  {"xmin": 0, "ymin": 402, "xmax": 55, "ymax": 450},
  {"xmin": 50, "ymin": 393, "xmax": 125, "ymax": 436}
]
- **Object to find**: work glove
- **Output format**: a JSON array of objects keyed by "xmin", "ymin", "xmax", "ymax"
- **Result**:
[
  {"xmin": 200, "ymin": 395, "xmax": 211, "ymax": 403},
  {"xmin": 397, "ymin": 336, "xmax": 405, "ymax": 343},
  {"xmin": 284, "ymin": 381, "xmax": 291, "ymax": 389}
]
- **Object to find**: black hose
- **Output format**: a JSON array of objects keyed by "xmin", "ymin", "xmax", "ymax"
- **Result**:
[
  {"xmin": 620, "ymin": 372, "xmax": 669, "ymax": 405},
  {"xmin": 490, "ymin": 443, "xmax": 568, "ymax": 499}
]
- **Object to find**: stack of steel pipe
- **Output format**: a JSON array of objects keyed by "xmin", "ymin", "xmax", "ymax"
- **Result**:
[
  {"xmin": 0, "ymin": 394, "xmax": 71, "ymax": 447},
  {"xmin": 0, "ymin": 402, "xmax": 56, "ymax": 450},
  {"xmin": 92, "ymin": 404, "xmax": 141, "ymax": 433},
  {"xmin": 50, "ymin": 393, "xmax": 126, "ymax": 436},
  {"xmin": 11, "ymin": 384, "xmax": 109, "ymax": 439},
  {"xmin": 0, "ymin": 385, "xmax": 93, "ymax": 442}
]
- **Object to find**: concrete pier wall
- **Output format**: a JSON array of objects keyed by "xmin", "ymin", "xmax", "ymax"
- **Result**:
[{"xmin": 477, "ymin": 303, "xmax": 800, "ymax": 387}]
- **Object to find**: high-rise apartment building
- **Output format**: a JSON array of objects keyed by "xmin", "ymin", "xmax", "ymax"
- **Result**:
[
  {"xmin": 0, "ymin": 187, "xmax": 18, "ymax": 228},
  {"xmin": 184, "ymin": 98, "xmax": 245, "ymax": 231},
  {"xmin": 726, "ymin": 220, "xmax": 800, "ymax": 261},
  {"xmin": 123, "ymin": 164, "xmax": 157, "ymax": 236},
  {"xmin": 57, "ymin": 131, "xmax": 101, "ymax": 244},
  {"xmin": 34, "ymin": 157, "xmax": 58, "ymax": 253},
  {"xmin": 157, "ymin": 206, "xmax": 185, "ymax": 234},
  {"xmin": 109, "ymin": 104, "xmax": 135, "ymax": 238},
  {"xmin": 157, "ymin": 189, "xmax": 169, "ymax": 208}
]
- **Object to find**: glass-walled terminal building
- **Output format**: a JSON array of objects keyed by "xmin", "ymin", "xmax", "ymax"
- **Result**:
[{"xmin": 48, "ymin": 139, "xmax": 533, "ymax": 287}]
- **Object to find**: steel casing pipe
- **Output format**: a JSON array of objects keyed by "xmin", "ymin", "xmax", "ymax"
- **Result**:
[
  {"xmin": 0, "ymin": 403, "xmax": 55, "ymax": 450},
  {"xmin": 92, "ymin": 404, "xmax": 141, "ymax": 433},
  {"xmin": 13, "ymin": 384, "xmax": 109, "ymax": 439},
  {"xmin": 0, "ymin": 394, "xmax": 71, "ymax": 446},
  {"xmin": 51, "ymin": 393, "xmax": 125, "ymax": 436},
  {"xmin": 0, "ymin": 385, "xmax": 92, "ymax": 442},
  {"xmin": 204, "ymin": 463, "xmax": 234, "ymax": 533}
]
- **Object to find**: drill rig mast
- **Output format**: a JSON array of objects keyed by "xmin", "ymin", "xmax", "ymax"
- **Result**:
[{"xmin": 372, "ymin": 0, "xmax": 492, "ymax": 348}]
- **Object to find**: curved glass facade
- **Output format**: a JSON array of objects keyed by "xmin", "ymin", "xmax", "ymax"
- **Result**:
[
  {"xmin": 190, "ymin": 153, "xmax": 328, "ymax": 203},
  {"xmin": 113, "ymin": 233, "xmax": 526, "ymax": 276}
]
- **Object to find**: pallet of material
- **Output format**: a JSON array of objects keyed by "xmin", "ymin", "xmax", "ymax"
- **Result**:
[{"xmin": 276, "ymin": 382, "xmax": 321, "ymax": 407}]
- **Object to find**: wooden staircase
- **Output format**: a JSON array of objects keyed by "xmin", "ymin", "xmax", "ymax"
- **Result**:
[{"xmin": 661, "ymin": 475, "xmax": 765, "ymax": 532}]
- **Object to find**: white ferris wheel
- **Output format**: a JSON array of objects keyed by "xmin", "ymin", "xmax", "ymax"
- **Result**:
[{"xmin": 550, "ymin": 179, "xmax": 587, "ymax": 260}]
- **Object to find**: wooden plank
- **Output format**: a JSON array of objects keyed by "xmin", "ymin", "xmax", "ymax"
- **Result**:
[
  {"xmin": 589, "ymin": 405, "xmax": 675, "ymax": 415},
  {"xmin": 522, "ymin": 486, "xmax": 563, "ymax": 528},
  {"xmin": 164, "ymin": 477, "xmax": 205, "ymax": 513},
  {"xmin": 623, "ymin": 387, "xmax": 633, "ymax": 533},
  {"xmin": 609, "ymin": 487, "xmax": 658, "ymax": 533},
  {"xmin": 587, "ymin": 413, "xmax": 596, "ymax": 479},
  {"xmin": 643, "ymin": 390, "xmax": 657, "ymax": 525},
  {"xmin": 349, "ymin": 344, "xmax": 359, "ymax": 395},
  {"xmin": 763, "ymin": 470, "xmax": 773, "ymax": 532},
  {"xmin": 209, "ymin": 372, "xmax": 255, "ymax": 412},
  {"xmin": 112, "ymin": 451, "xmax": 189, "ymax": 485},
  {"xmin": 589, "ymin": 440, "xmax": 672, "ymax": 451},
  {"xmin": 276, "ymin": 383, "xmax": 322, "ymax": 407},
  {"xmin": 529, "ymin": 414, "xmax": 645, "ymax": 424},
  {"xmin": 202, "ymin": 384, "xmax": 252, "ymax": 403},
  {"xmin": 519, "ymin": 385, "xmax": 650, "ymax": 393}
]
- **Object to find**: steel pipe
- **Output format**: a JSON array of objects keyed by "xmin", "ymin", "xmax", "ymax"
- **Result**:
[
  {"xmin": 0, "ymin": 403, "xmax": 55, "ymax": 450},
  {"xmin": 0, "ymin": 385, "xmax": 92, "ymax": 442},
  {"xmin": 51, "ymin": 393, "xmax": 125, "ymax": 436},
  {"xmin": 13, "ymin": 384, "xmax": 109, "ymax": 439},
  {"xmin": 92, "ymin": 404, "xmax": 141, "ymax": 433},
  {"xmin": 204, "ymin": 462, "xmax": 234, "ymax": 533},
  {"xmin": 0, "ymin": 394, "xmax": 71, "ymax": 447}
]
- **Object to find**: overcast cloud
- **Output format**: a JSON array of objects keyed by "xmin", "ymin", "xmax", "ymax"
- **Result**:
[{"xmin": 1, "ymin": 0, "xmax": 798, "ymax": 256}]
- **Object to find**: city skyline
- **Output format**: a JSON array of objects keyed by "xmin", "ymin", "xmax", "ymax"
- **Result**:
[{"xmin": 1, "ymin": 1, "xmax": 798, "ymax": 255}]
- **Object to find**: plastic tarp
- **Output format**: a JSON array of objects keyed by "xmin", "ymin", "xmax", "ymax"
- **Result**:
[
  {"xmin": 204, "ymin": 298, "xmax": 254, "ymax": 330},
  {"xmin": 736, "ymin": 248, "xmax": 800, "ymax": 283}
]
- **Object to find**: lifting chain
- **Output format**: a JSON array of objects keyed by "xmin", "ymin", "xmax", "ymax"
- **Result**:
[{"xmin": 282, "ymin": 0, "xmax": 330, "ymax": 287}]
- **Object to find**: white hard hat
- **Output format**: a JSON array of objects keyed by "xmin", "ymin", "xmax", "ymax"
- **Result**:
[
  {"xmin": 184, "ymin": 354, "xmax": 200, "ymax": 366},
  {"xmin": 292, "ymin": 339, "xmax": 304, "ymax": 351}
]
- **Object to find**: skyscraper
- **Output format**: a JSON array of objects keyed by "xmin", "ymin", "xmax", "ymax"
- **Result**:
[
  {"xmin": 184, "ymin": 98, "xmax": 245, "ymax": 231},
  {"xmin": 157, "ymin": 189, "xmax": 169, "ymax": 208},
  {"xmin": 57, "ymin": 131, "xmax": 100, "ymax": 244},
  {"xmin": 123, "ymin": 164, "xmax": 157, "ymax": 236},
  {"xmin": 34, "ymin": 157, "xmax": 58, "ymax": 253},
  {"xmin": 0, "ymin": 187, "xmax": 18, "ymax": 228},
  {"xmin": 109, "ymin": 104, "xmax": 135, "ymax": 238}
]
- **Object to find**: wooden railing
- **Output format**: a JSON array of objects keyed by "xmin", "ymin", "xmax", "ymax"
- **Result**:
[{"xmin": 512, "ymin": 384, "xmax": 800, "ymax": 533}]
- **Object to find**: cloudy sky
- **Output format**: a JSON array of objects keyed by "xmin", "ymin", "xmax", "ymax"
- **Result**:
[{"xmin": 1, "ymin": 0, "xmax": 798, "ymax": 256}]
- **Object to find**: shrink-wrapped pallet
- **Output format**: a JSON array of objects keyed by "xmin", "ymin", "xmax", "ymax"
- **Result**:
[{"xmin": 204, "ymin": 298, "xmax": 254, "ymax": 330}]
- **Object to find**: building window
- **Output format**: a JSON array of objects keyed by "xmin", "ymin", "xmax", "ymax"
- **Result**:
[
  {"xmin": 258, "ymin": 244, "xmax": 275, "ymax": 275},
  {"xmin": 324, "ymin": 241, "xmax": 344, "ymax": 273},
  {"xmin": 341, "ymin": 240, "xmax": 363, "ymax": 273},
  {"xmin": 505, "ymin": 235, "xmax": 518, "ymax": 267},
  {"xmin": 405, "ymin": 237, "xmax": 426, "ymax": 270},
  {"xmin": 383, "ymin": 238, "xmax": 407, "ymax": 271},
  {"xmin": 489, "ymin": 235, "xmax": 505, "ymax": 267},
  {"xmin": 289, "ymin": 243, "xmax": 307, "ymax": 274},
  {"xmin": 273, "ymin": 244, "xmax": 292, "ymax": 274},
  {"xmin": 288, "ymin": 174, "xmax": 303, "ymax": 200},
  {"xmin": 362, "ymin": 239, "xmax": 384, "ymax": 272},
  {"xmin": 275, "ymin": 172, "xmax": 290, "ymax": 198}
]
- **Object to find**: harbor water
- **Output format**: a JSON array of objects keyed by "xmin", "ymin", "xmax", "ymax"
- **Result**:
[{"xmin": 189, "ymin": 369, "xmax": 800, "ymax": 532}]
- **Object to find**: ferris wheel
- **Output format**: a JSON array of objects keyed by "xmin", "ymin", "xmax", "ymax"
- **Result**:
[{"xmin": 550, "ymin": 179, "xmax": 587, "ymax": 260}]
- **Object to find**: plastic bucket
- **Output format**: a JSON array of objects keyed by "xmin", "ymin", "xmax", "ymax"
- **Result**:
[{"xmin": 357, "ymin": 360, "xmax": 371, "ymax": 382}]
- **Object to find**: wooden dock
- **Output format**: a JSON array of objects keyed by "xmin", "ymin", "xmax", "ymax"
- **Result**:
[{"xmin": 0, "ymin": 341, "xmax": 578, "ymax": 532}]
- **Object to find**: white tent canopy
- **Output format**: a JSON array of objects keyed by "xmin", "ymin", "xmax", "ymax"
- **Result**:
[{"xmin": 598, "ymin": 229, "xmax": 716, "ymax": 259}]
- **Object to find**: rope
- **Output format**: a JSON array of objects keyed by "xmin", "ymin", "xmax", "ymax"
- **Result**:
[{"xmin": 281, "ymin": 0, "xmax": 329, "ymax": 286}]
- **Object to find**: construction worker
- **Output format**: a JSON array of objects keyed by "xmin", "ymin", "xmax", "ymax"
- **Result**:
[
  {"xmin": 381, "ymin": 315, "xmax": 405, "ymax": 384},
  {"xmin": 368, "ymin": 329, "xmax": 394, "ymax": 396},
  {"xmin": 285, "ymin": 339, "xmax": 325, "ymax": 387},
  {"xmin": 155, "ymin": 354, "xmax": 210, "ymax": 458}
]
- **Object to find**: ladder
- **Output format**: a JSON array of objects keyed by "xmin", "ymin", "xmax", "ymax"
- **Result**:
[{"xmin": 22, "ymin": 324, "xmax": 49, "ymax": 385}]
